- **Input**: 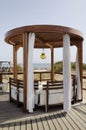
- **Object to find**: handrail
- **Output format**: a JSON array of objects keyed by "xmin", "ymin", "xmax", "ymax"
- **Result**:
[
  {"xmin": 82, "ymin": 76, "xmax": 86, "ymax": 79},
  {"xmin": 34, "ymin": 80, "xmax": 76, "ymax": 112},
  {"xmin": 34, "ymin": 70, "xmax": 51, "ymax": 81},
  {"xmin": 9, "ymin": 75, "xmax": 86, "ymax": 112},
  {"xmin": 9, "ymin": 78, "xmax": 23, "ymax": 107}
]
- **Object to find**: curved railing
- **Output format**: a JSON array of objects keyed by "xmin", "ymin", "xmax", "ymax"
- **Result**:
[{"xmin": 9, "ymin": 75, "xmax": 76, "ymax": 112}]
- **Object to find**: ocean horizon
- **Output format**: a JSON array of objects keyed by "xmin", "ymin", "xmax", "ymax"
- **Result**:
[
  {"xmin": 33, "ymin": 63, "xmax": 51, "ymax": 70},
  {"xmin": 18, "ymin": 63, "xmax": 51, "ymax": 70},
  {"xmin": 4, "ymin": 63, "xmax": 51, "ymax": 71}
]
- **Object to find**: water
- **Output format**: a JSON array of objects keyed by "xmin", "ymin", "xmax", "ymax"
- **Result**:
[
  {"xmin": 18, "ymin": 63, "xmax": 51, "ymax": 70},
  {"xmin": 34, "ymin": 63, "xmax": 51, "ymax": 70}
]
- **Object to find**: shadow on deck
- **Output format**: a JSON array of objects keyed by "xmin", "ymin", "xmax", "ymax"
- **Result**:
[
  {"xmin": 0, "ymin": 92, "xmax": 86, "ymax": 130},
  {"xmin": 0, "ymin": 92, "xmax": 63, "ymax": 123}
]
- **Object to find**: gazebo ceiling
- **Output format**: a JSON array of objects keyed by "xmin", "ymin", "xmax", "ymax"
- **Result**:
[{"xmin": 5, "ymin": 25, "xmax": 84, "ymax": 48}]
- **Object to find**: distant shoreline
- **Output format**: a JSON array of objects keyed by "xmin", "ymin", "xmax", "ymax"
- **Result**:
[
  {"xmin": 18, "ymin": 63, "xmax": 51, "ymax": 70},
  {"xmin": 33, "ymin": 63, "xmax": 51, "ymax": 70}
]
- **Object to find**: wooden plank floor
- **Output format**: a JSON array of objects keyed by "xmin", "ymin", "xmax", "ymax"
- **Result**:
[{"xmin": 0, "ymin": 92, "xmax": 86, "ymax": 130}]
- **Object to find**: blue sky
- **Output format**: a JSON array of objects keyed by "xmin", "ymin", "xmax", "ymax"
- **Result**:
[{"xmin": 0, "ymin": 0, "xmax": 86, "ymax": 63}]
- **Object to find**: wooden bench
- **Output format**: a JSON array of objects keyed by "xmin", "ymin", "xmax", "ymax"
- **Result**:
[
  {"xmin": 9, "ymin": 78, "xmax": 23, "ymax": 107},
  {"xmin": 34, "ymin": 81, "xmax": 63, "ymax": 112},
  {"xmin": 34, "ymin": 80, "xmax": 76, "ymax": 112},
  {"xmin": 9, "ymin": 78, "xmax": 76, "ymax": 112}
]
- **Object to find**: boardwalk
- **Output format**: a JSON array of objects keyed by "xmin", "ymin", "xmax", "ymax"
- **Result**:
[{"xmin": 0, "ymin": 93, "xmax": 86, "ymax": 130}]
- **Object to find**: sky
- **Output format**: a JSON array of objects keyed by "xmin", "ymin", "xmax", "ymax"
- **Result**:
[{"xmin": 0, "ymin": 0, "xmax": 86, "ymax": 64}]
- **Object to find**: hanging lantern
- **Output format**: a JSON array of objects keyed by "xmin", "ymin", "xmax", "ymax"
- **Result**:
[{"xmin": 40, "ymin": 49, "xmax": 46, "ymax": 60}]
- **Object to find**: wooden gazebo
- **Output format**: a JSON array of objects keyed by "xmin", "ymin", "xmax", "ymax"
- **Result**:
[{"xmin": 4, "ymin": 25, "xmax": 84, "ymax": 112}]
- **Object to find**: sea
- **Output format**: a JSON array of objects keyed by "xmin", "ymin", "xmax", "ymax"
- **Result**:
[
  {"xmin": 19, "ymin": 63, "xmax": 51, "ymax": 70},
  {"xmin": 10, "ymin": 63, "xmax": 51, "ymax": 70},
  {"xmin": 33, "ymin": 63, "xmax": 51, "ymax": 70}
]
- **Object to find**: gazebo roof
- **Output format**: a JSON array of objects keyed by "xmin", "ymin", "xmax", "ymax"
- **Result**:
[{"xmin": 5, "ymin": 25, "xmax": 84, "ymax": 48}]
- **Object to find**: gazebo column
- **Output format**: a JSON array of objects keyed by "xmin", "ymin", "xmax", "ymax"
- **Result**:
[
  {"xmin": 78, "ymin": 43, "xmax": 83, "ymax": 100},
  {"xmin": 63, "ymin": 34, "xmax": 72, "ymax": 112},
  {"xmin": 23, "ymin": 32, "xmax": 28, "ymax": 112},
  {"xmin": 76, "ymin": 43, "xmax": 83, "ymax": 100},
  {"xmin": 13, "ymin": 45, "xmax": 17, "ymax": 79},
  {"xmin": 46, "ymin": 43, "xmax": 54, "ymax": 82},
  {"xmin": 51, "ymin": 47, "xmax": 54, "ymax": 81}
]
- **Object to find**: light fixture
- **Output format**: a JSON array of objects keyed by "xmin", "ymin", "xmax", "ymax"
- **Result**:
[{"xmin": 40, "ymin": 48, "xmax": 46, "ymax": 60}]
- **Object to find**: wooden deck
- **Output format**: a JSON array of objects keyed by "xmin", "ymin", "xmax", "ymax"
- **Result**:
[{"xmin": 0, "ymin": 93, "xmax": 86, "ymax": 130}]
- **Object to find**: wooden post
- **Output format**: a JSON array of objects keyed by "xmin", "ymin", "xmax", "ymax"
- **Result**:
[
  {"xmin": 17, "ymin": 79, "xmax": 19, "ymax": 107},
  {"xmin": 13, "ymin": 46, "xmax": 17, "ymax": 79},
  {"xmin": 0, "ymin": 74, "xmax": 2, "ymax": 84},
  {"xmin": 9, "ymin": 78, "xmax": 11, "ymax": 102},
  {"xmin": 77, "ymin": 42, "xmax": 83, "ymax": 100},
  {"xmin": 23, "ymin": 32, "xmax": 28, "ymax": 112},
  {"xmin": 46, "ymin": 81, "xmax": 49, "ymax": 112},
  {"xmin": 46, "ymin": 43, "xmax": 54, "ymax": 81},
  {"xmin": 51, "ymin": 47, "xmax": 54, "ymax": 81}
]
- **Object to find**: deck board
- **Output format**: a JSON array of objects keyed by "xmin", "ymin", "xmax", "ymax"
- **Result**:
[
  {"xmin": 45, "ymin": 115, "xmax": 56, "ymax": 130},
  {"xmin": 70, "ymin": 110, "xmax": 86, "ymax": 130},
  {"xmin": 41, "ymin": 116, "xmax": 50, "ymax": 130},
  {"xmin": 54, "ymin": 112, "xmax": 68, "ymax": 130},
  {"xmin": 2, "ymin": 124, "xmax": 9, "ymax": 130},
  {"xmin": 26, "ymin": 120, "xmax": 32, "ymax": 130},
  {"xmin": 9, "ymin": 123, "xmax": 15, "ymax": 130},
  {"xmin": 73, "ymin": 108, "xmax": 86, "ymax": 124},
  {"xmin": 36, "ymin": 117, "xmax": 44, "ymax": 130},
  {"xmin": 68, "ymin": 110, "xmax": 85, "ymax": 130},
  {"xmin": 21, "ymin": 120, "xmax": 26, "ymax": 130},
  {"xmin": 59, "ymin": 111, "xmax": 74, "ymax": 130},
  {"xmin": 64, "ymin": 112, "xmax": 80, "ymax": 130},
  {"xmin": 15, "ymin": 122, "xmax": 20, "ymax": 130},
  {"xmin": 31, "ymin": 118, "xmax": 38, "ymax": 130},
  {"xmin": 0, "ymin": 93, "xmax": 86, "ymax": 130},
  {"xmin": 49, "ymin": 114, "xmax": 62, "ymax": 130}
]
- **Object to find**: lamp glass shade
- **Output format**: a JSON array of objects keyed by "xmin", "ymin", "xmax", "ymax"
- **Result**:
[{"xmin": 40, "ymin": 52, "xmax": 46, "ymax": 59}]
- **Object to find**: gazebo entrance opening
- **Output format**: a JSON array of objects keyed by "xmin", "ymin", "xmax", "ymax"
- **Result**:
[{"xmin": 5, "ymin": 25, "xmax": 84, "ymax": 113}]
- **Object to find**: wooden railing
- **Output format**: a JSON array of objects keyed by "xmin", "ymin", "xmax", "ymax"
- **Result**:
[
  {"xmin": 9, "ymin": 74, "xmax": 80, "ymax": 112},
  {"xmin": 9, "ymin": 78, "xmax": 23, "ymax": 107},
  {"xmin": 34, "ymin": 80, "xmax": 76, "ymax": 112},
  {"xmin": 34, "ymin": 70, "xmax": 51, "ymax": 81}
]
